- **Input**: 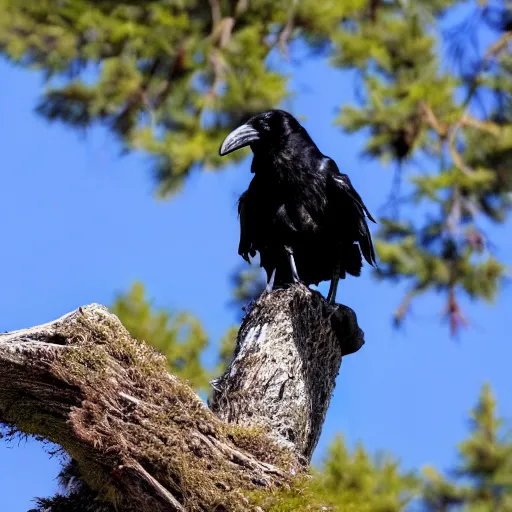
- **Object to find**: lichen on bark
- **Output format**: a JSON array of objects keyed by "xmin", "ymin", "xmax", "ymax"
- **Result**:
[{"xmin": 0, "ymin": 285, "xmax": 364, "ymax": 511}]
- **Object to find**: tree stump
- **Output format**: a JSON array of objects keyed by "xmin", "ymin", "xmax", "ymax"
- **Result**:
[
  {"xmin": 0, "ymin": 285, "xmax": 364, "ymax": 511},
  {"xmin": 210, "ymin": 285, "xmax": 364, "ymax": 463}
]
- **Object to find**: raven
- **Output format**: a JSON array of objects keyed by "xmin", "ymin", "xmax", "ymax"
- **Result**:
[{"xmin": 219, "ymin": 109, "xmax": 377, "ymax": 304}]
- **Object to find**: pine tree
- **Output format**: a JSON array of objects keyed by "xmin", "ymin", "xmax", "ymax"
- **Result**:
[
  {"xmin": 257, "ymin": 434, "xmax": 418, "ymax": 511},
  {"xmin": 422, "ymin": 384, "xmax": 512, "ymax": 510},
  {"xmin": 331, "ymin": 1, "xmax": 511, "ymax": 332},
  {"xmin": 111, "ymin": 281, "xmax": 210, "ymax": 391},
  {"xmin": 314, "ymin": 435, "xmax": 418, "ymax": 511},
  {"xmin": 1, "ymin": 1, "xmax": 510, "ymax": 330}
]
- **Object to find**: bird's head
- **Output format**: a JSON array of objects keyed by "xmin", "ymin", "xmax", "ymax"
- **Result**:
[{"xmin": 219, "ymin": 109, "xmax": 304, "ymax": 157}]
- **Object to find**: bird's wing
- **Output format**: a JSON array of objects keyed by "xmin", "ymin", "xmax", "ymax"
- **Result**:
[
  {"xmin": 238, "ymin": 191, "xmax": 256, "ymax": 262},
  {"xmin": 322, "ymin": 157, "xmax": 376, "ymax": 223},
  {"xmin": 323, "ymin": 157, "xmax": 378, "ymax": 267}
]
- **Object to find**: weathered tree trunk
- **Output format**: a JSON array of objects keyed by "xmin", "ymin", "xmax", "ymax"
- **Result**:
[
  {"xmin": 210, "ymin": 285, "xmax": 364, "ymax": 463},
  {"xmin": 0, "ymin": 285, "xmax": 364, "ymax": 511}
]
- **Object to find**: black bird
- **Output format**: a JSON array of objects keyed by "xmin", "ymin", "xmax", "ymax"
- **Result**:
[{"xmin": 219, "ymin": 109, "xmax": 377, "ymax": 304}]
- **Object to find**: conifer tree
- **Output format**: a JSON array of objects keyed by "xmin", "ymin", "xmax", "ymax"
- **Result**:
[
  {"xmin": 422, "ymin": 384, "xmax": 512, "ymax": 511},
  {"xmin": 4, "ymin": 1, "xmax": 507, "ymax": 328},
  {"xmin": 306, "ymin": 435, "xmax": 418, "ymax": 512},
  {"xmin": 1, "ymin": 1, "xmax": 511, "ymax": 508},
  {"xmin": 111, "ymin": 281, "xmax": 210, "ymax": 391},
  {"xmin": 331, "ymin": 1, "xmax": 511, "ymax": 331}
]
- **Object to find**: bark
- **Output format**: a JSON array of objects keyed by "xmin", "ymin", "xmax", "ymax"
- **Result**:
[
  {"xmin": 0, "ymin": 285, "xmax": 364, "ymax": 511},
  {"xmin": 210, "ymin": 285, "xmax": 364, "ymax": 463}
]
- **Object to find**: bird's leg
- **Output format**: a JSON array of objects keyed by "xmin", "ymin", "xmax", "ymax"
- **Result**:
[
  {"xmin": 266, "ymin": 268, "xmax": 276, "ymax": 292},
  {"xmin": 327, "ymin": 262, "xmax": 341, "ymax": 305},
  {"xmin": 284, "ymin": 245, "xmax": 300, "ymax": 283}
]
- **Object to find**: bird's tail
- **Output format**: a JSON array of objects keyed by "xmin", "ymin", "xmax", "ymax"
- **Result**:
[
  {"xmin": 358, "ymin": 218, "xmax": 378, "ymax": 268},
  {"xmin": 344, "ymin": 243, "xmax": 363, "ymax": 277}
]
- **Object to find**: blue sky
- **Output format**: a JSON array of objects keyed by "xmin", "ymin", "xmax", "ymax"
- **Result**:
[{"xmin": 0, "ymin": 46, "xmax": 511, "ymax": 510}]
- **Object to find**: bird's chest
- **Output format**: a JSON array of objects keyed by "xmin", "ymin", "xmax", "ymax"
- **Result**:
[{"xmin": 247, "ymin": 168, "xmax": 327, "ymax": 239}]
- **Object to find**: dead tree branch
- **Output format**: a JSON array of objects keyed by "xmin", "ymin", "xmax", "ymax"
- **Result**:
[{"xmin": 0, "ymin": 285, "xmax": 364, "ymax": 511}]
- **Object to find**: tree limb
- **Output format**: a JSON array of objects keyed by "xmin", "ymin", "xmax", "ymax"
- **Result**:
[{"xmin": 0, "ymin": 285, "xmax": 364, "ymax": 510}]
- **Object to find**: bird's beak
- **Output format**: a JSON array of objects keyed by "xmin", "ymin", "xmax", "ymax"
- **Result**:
[{"xmin": 219, "ymin": 124, "xmax": 260, "ymax": 156}]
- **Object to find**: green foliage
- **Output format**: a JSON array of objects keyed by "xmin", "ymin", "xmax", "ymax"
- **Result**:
[
  {"xmin": 331, "ymin": 1, "xmax": 512, "ymax": 330},
  {"xmin": 111, "ymin": 281, "xmax": 210, "ymax": 391},
  {"xmin": 422, "ymin": 384, "xmax": 512, "ymax": 510},
  {"xmin": 257, "ymin": 434, "xmax": 417, "ymax": 511},
  {"xmin": 312, "ymin": 435, "xmax": 418, "ymax": 511},
  {"xmin": 259, "ymin": 385, "xmax": 512, "ymax": 511},
  {"xmin": 0, "ymin": 0, "xmax": 355, "ymax": 196},
  {"xmin": 0, "ymin": 0, "xmax": 510, "ymax": 329}
]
